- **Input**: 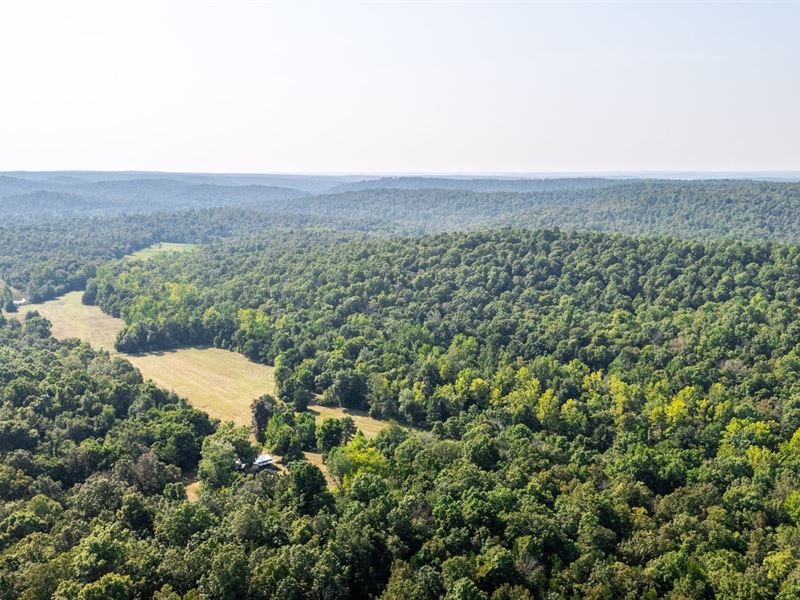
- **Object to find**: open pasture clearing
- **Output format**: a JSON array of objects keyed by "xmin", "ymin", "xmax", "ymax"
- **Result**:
[
  {"xmin": 7, "ymin": 291, "xmax": 275, "ymax": 426},
  {"xmin": 126, "ymin": 348, "xmax": 275, "ymax": 426},
  {"xmin": 9, "ymin": 290, "xmax": 123, "ymax": 352},
  {"xmin": 126, "ymin": 242, "xmax": 199, "ymax": 260}
]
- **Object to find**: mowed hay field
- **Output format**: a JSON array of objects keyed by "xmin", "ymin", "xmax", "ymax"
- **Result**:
[
  {"xmin": 10, "ymin": 291, "xmax": 122, "ymax": 352},
  {"xmin": 126, "ymin": 349, "xmax": 275, "ymax": 426},
  {"xmin": 7, "ymin": 291, "xmax": 276, "ymax": 427}
]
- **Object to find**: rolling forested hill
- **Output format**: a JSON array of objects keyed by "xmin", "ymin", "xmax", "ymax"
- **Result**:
[
  {"xmin": 89, "ymin": 228, "xmax": 800, "ymax": 424},
  {"xmin": 4, "ymin": 174, "xmax": 800, "ymax": 240},
  {"xmin": 0, "ymin": 209, "xmax": 376, "ymax": 302},
  {"xmin": 305, "ymin": 180, "xmax": 800, "ymax": 240},
  {"xmin": 4, "ymin": 177, "xmax": 800, "ymax": 303},
  {"xmin": 4, "ymin": 176, "xmax": 800, "ymax": 598},
  {"xmin": 0, "ymin": 170, "xmax": 362, "ymax": 193},
  {"xmin": 0, "ymin": 178, "xmax": 308, "ymax": 220},
  {"xmin": 6, "ymin": 228, "xmax": 800, "ymax": 598},
  {"xmin": 327, "ymin": 176, "xmax": 621, "ymax": 193}
]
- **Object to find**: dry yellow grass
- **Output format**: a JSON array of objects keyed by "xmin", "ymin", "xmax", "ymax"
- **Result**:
[
  {"xmin": 127, "ymin": 348, "xmax": 275, "ymax": 426},
  {"xmin": 8, "ymin": 291, "xmax": 276, "ymax": 427},
  {"xmin": 185, "ymin": 481, "xmax": 202, "ymax": 501},
  {"xmin": 9, "ymin": 291, "xmax": 123, "ymax": 352},
  {"xmin": 183, "ymin": 471, "xmax": 202, "ymax": 502},
  {"xmin": 307, "ymin": 405, "xmax": 390, "ymax": 438},
  {"xmin": 303, "ymin": 451, "xmax": 335, "ymax": 488}
]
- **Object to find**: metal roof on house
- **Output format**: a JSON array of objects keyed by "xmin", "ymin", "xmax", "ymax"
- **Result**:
[{"xmin": 254, "ymin": 453, "xmax": 274, "ymax": 466}]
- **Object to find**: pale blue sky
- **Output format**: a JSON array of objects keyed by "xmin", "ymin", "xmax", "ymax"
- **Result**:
[{"xmin": 1, "ymin": 1, "xmax": 798, "ymax": 173}]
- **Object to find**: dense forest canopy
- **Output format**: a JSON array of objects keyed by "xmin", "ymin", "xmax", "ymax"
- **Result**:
[
  {"xmin": 0, "ymin": 209, "xmax": 376, "ymax": 302},
  {"xmin": 4, "ymin": 174, "xmax": 800, "ymax": 598},
  {"xmin": 87, "ymin": 228, "xmax": 800, "ymax": 425},
  {"xmin": 305, "ymin": 180, "xmax": 800, "ymax": 241},
  {"xmin": 4, "ymin": 263, "xmax": 800, "ymax": 597}
]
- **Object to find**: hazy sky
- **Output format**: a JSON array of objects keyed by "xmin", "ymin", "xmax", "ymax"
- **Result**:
[{"xmin": 1, "ymin": 1, "xmax": 798, "ymax": 173}]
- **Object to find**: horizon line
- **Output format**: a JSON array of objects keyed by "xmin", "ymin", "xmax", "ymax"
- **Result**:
[{"xmin": 3, "ymin": 169, "xmax": 800, "ymax": 179}]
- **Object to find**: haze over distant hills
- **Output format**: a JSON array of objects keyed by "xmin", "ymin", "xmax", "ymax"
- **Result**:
[
  {"xmin": 0, "ymin": 171, "xmax": 369, "ymax": 192},
  {"xmin": 2, "ymin": 171, "xmax": 800, "ymax": 243},
  {"xmin": 0, "ymin": 173, "xmax": 312, "ymax": 218}
]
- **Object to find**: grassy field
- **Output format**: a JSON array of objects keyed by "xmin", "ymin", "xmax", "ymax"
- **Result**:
[
  {"xmin": 7, "ymin": 291, "xmax": 275, "ymax": 426},
  {"xmin": 127, "ymin": 348, "xmax": 275, "ymax": 426},
  {"xmin": 126, "ymin": 242, "xmax": 199, "ymax": 260},
  {"xmin": 307, "ymin": 405, "xmax": 391, "ymax": 438},
  {"xmin": 9, "ymin": 291, "xmax": 123, "ymax": 352}
]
